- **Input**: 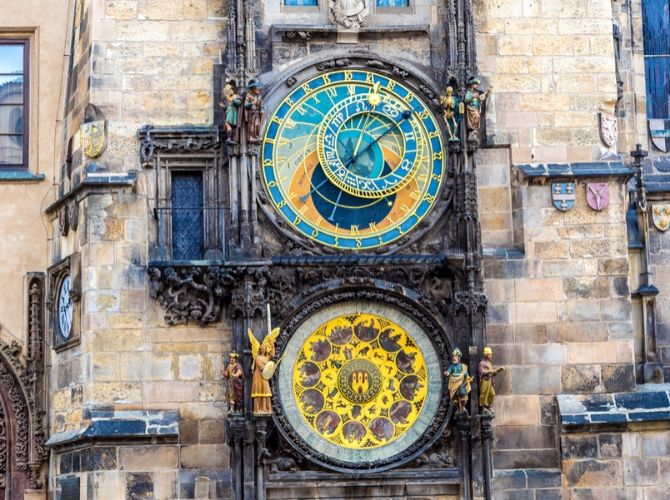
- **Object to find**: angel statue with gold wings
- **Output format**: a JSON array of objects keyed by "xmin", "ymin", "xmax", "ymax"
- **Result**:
[{"xmin": 248, "ymin": 327, "xmax": 281, "ymax": 415}]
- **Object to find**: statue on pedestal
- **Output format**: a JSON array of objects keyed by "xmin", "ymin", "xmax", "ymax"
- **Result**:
[
  {"xmin": 478, "ymin": 346, "xmax": 504, "ymax": 415},
  {"xmin": 445, "ymin": 348, "xmax": 473, "ymax": 413},
  {"xmin": 464, "ymin": 77, "xmax": 492, "ymax": 145},
  {"xmin": 220, "ymin": 81, "xmax": 242, "ymax": 145},
  {"xmin": 223, "ymin": 352, "xmax": 244, "ymax": 414},
  {"xmin": 248, "ymin": 327, "xmax": 281, "ymax": 415},
  {"xmin": 439, "ymin": 86, "xmax": 461, "ymax": 142},
  {"xmin": 244, "ymin": 79, "xmax": 265, "ymax": 144}
]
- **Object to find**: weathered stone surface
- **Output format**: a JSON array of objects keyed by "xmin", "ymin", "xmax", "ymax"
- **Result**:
[
  {"xmin": 181, "ymin": 444, "xmax": 229, "ymax": 469},
  {"xmin": 562, "ymin": 365, "xmax": 600, "ymax": 393},
  {"xmin": 561, "ymin": 435, "xmax": 598, "ymax": 459},
  {"xmin": 599, "ymin": 434, "xmax": 623, "ymax": 458},
  {"xmin": 564, "ymin": 459, "xmax": 623, "ymax": 487},
  {"xmin": 119, "ymin": 445, "xmax": 178, "ymax": 470},
  {"xmin": 623, "ymin": 458, "xmax": 659, "ymax": 486},
  {"xmin": 601, "ymin": 364, "xmax": 636, "ymax": 393}
]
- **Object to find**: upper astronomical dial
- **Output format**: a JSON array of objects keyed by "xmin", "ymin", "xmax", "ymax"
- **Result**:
[{"xmin": 262, "ymin": 69, "xmax": 444, "ymax": 250}]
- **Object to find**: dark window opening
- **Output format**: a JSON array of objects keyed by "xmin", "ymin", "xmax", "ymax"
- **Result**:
[
  {"xmin": 0, "ymin": 40, "xmax": 29, "ymax": 168},
  {"xmin": 642, "ymin": 0, "xmax": 670, "ymax": 119},
  {"xmin": 171, "ymin": 171, "xmax": 205, "ymax": 260}
]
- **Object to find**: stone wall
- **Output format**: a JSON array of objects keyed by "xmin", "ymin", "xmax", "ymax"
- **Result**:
[
  {"xmin": 85, "ymin": 0, "xmax": 226, "ymax": 172},
  {"xmin": 475, "ymin": 0, "xmax": 618, "ymax": 163},
  {"xmin": 485, "ymin": 173, "xmax": 635, "ymax": 475}
]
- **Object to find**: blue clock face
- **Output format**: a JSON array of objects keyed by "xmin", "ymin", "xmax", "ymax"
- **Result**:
[{"xmin": 261, "ymin": 69, "xmax": 444, "ymax": 250}]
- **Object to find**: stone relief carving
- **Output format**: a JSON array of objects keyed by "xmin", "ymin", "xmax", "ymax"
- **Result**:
[
  {"xmin": 330, "ymin": 0, "xmax": 369, "ymax": 30},
  {"xmin": 148, "ymin": 266, "xmax": 236, "ymax": 325}
]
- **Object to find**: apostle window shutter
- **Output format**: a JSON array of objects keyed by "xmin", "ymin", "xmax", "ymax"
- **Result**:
[{"xmin": 642, "ymin": 0, "xmax": 670, "ymax": 119}]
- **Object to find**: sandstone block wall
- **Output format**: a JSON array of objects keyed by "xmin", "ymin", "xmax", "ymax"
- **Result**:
[
  {"xmin": 475, "ymin": 0, "xmax": 618, "ymax": 163},
  {"xmin": 485, "ymin": 176, "xmax": 635, "ymax": 471},
  {"xmin": 84, "ymin": 0, "xmax": 226, "ymax": 172}
]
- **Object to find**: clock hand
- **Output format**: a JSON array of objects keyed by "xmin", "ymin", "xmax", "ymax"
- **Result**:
[
  {"xmin": 347, "ymin": 110, "xmax": 412, "ymax": 167},
  {"xmin": 328, "ymin": 190, "xmax": 344, "ymax": 222},
  {"xmin": 300, "ymin": 177, "xmax": 330, "ymax": 203}
]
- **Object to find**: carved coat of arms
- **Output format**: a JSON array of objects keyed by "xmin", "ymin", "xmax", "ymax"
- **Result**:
[
  {"xmin": 599, "ymin": 112, "xmax": 618, "ymax": 149},
  {"xmin": 586, "ymin": 183, "xmax": 610, "ymax": 212},
  {"xmin": 552, "ymin": 183, "xmax": 576, "ymax": 212},
  {"xmin": 649, "ymin": 119, "xmax": 670, "ymax": 153},
  {"xmin": 652, "ymin": 204, "xmax": 670, "ymax": 232},
  {"xmin": 80, "ymin": 119, "xmax": 108, "ymax": 159}
]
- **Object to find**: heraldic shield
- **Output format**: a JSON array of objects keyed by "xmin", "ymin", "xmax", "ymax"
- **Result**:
[
  {"xmin": 649, "ymin": 119, "xmax": 670, "ymax": 153},
  {"xmin": 652, "ymin": 204, "xmax": 670, "ymax": 232},
  {"xmin": 586, "ymin": 183, "xmax": 610, "ymax": 212},
  {"xmin": 552, "ymin": 183, "xmax": 576, "ymax": 212}
]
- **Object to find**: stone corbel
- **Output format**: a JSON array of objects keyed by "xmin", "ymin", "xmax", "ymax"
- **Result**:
[{"xmin": 148, "ymin": 264, "xmax": 237, "ymax": 325}]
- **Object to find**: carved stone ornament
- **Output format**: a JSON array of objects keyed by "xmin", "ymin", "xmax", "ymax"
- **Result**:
[
  {"xmin": 330, "ymin": 0, "xmax": 369, "ymax": 30},
  {"xmin": 80, "ymin": 120, "xmax": 108, "ymax": 159},
  {"xmin": 148, "ymin": 265, "xmax": 237, "ymax": 325},
  {"xmin": 137, "ymin": 125, "xmax": 222, "ymax": 167},
  {"xmin": 586, "ymin": 183, "xmax": 610, "ymax": 212},
  {"xmin": 598, "ymin": 111, "xmax": 618, "ymax": 150},
  {"xmin": 652, "ymin": 204, "xmax": 670, "ymax": 232}
]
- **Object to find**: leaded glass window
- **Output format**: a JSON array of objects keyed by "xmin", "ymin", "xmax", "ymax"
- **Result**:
[
  {"xmin": 171, "ymin": 172, "xmax": 205, "ymax": 261},
  {"xmin": 376, "ymin": 0, "xmax": 410, "ymax": 7},
  {"xmin": 642, "ymin": 0, "xmax": 670, "ymax": 119},
  {"xmin": 284, "ymin": 0, "xmax": 318, "ymax": 6},
  {"xmin": 0, "ymin": 41, "xmax": 28, "ymax": 168}
]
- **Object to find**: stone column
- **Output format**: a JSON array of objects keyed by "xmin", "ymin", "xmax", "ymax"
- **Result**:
[
  {"xmin": 457, "ymin": 412, "xmax": 472, "ymax": 500},
  {"xmin": 480, "ymin": 413, "xmax": 494, "ymax": 500}
]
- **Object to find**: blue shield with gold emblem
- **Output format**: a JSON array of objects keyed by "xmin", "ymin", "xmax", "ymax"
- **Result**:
[{"xmin": 552, "ymin": 183, "xmax": 576, "ymax": 212}]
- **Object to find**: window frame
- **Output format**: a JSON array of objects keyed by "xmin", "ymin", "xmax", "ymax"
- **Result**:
[
  {"xmin": 0, "ymin": 39, "xmax": 29, "ymax": 170},
  {"xmin": 373, "ymin": 0, "xmax": 412, "ymax": 11},
  {"xmin": 641, "ymin": 0, "xmax": 670, "ymax": 120},
  {"xmin": 280, "ymin": 0, "xmax": 321, "ymax": 14}
]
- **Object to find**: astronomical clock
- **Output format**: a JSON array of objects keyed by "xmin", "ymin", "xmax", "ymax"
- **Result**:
[
  {"xmin": 257, "ymin": 62, "xmax": 456, "ymax": 473},
  {"xmin": 261, "ymin": 68, "xmax": 445, "ymax": 251}
]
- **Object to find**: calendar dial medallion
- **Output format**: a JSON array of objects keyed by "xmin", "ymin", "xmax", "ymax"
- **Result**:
[{"xmin": 262, "ymin": 69, "xmax": 444, "ymax": 250}]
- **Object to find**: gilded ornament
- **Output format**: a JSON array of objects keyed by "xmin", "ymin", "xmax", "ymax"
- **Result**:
[
  {"xmin": 652, "ymin": 204, "xmax": 670, "ymax": 232},
  {"xmin": 478, "ymin": 346, "xmax": 504, "ymax": 415},
  {"xmin": 248, "ymin": 326, "xmax": 281, "ymax": 415},
  {"xmin": 80, "ymin": 120, "xmax": 107, "ymax": 159},
  {"xmin": 292, "ymin": 313, "xmax": 429, "ymax": 449}
]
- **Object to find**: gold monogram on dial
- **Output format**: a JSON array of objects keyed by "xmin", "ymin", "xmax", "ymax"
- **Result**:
[{"xmin": 292, "ymin": 313, "xmax": 428, "ymax": 450}]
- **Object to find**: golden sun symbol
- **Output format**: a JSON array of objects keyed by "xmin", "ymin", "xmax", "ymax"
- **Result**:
[{"xmin": 367, "ymin": 82, "xmax": 382, "ymax": 106}]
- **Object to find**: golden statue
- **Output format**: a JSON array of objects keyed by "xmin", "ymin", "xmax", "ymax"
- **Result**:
[
  {"xmin": 478, "ymin": 346, "xmax": 504, "ymax": 414},
  {"xmin": 248, "ymin": 327, "xmax": 281, "ymax": 416}
]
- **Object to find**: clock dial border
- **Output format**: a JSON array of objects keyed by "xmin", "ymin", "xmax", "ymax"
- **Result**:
[
  {"xmin": 48, "ymin": 254, "xmax": 81, "ymax": 351},
  {"xmin": 259, "ymin": 62, "xmax": 451, "ymax": 253},
  {"xmin": 271, "ymin": 285, "xmax": 453, "ymax": 473}
]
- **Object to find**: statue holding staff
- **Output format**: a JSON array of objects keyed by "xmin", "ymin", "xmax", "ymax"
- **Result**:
[{"xmin": 478, "ymin": 346, "xmax": 504, "ymax": 415}]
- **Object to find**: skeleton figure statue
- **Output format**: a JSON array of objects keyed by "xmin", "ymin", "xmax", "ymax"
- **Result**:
[{"xmin": 439, "ymin": 86, "xmax": 461, "ymax": 142}]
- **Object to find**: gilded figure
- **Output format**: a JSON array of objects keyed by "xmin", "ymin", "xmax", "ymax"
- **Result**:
[
  {"xmin": 248, "ymin": 327, "xmax": 281, "ymax": 415},
  {"xmin": 223, "ymin": 352, "xmax": 244, "ymax": 414},
  {"xmin": 244, "ymin": 79, "xmax": 265, "ymax": 144},
  {"xmin": 444, "ymin": 348, "xmax": 473, "ymax": 413},
  {"xmin": 439, "ymin": 86, "xmax": 460, "ymax": 142},
  {"xmin": 464, "ymin": 77, "xmax": 492, "ymax": 144},
  {"xmin": 478, "ymin": 346, "xmax": 504, "ymax": 415}
]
